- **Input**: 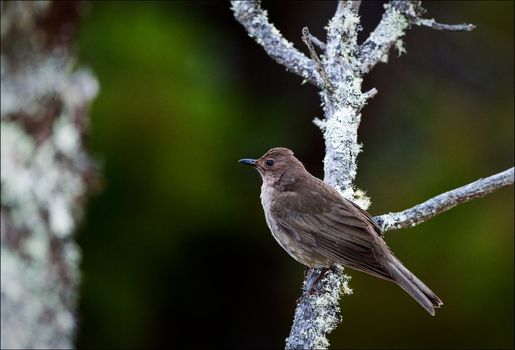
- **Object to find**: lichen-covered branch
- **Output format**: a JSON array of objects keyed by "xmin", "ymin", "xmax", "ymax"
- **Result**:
[
  {"xmin": 414, "ymin": 18, "xmax": 476, "ymax": 32},
  {"xmin": 319, "ymin": 0, "xmax": 363, "ymax": 199},
  {"xmin": 230, "ymin": 1, "xmax": 322, "ymax": 87},
  {"xmin": 375, "ymin": 167, "xmax": 514, "ymax": 232},
  {"xmin": 285, "ymin": 266, "xmax": 351, "ymax": 350},
  {"xmin": 231, "ymin": 2, "xmax": 497, "ymax": 350},
  {"xmin": 1, "ymin": 2, "xmax": 97, "ymax": 348},
  {"xmin": 359, "ymin": 1, "xmax": 417, "ymax": 74}
]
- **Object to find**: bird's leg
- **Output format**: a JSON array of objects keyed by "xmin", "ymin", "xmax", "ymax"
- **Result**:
[
  {"xmin": 303, "ymin": 266, "xmax": 309, "ymax": 279},
  {"xmin": 308, "ymin": 267, "xmax": 329, "ymax": 295},
  {"xmin": 296, "ymin": 267, "xmax": 313, "ymax": 304},
  {"xmin": 296, "ymin": 267, "xmax": 331, "ymax": 304}
]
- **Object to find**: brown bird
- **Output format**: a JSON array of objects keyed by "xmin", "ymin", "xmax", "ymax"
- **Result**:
[{"xmin": 239, "ymin": 147, "xmax": 443, "ymax": 315}]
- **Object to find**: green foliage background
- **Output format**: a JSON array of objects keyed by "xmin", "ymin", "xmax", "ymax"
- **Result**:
[{"xmin": 76, "ymin": 1, "xmax": 513, "ymax": 348}]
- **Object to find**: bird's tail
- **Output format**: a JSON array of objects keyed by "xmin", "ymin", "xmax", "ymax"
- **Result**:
[{"xmin": 387, "ymin": 256, "xmax": 443, "ymax": 316}]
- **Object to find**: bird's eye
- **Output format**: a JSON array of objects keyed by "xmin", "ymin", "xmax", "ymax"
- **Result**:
[{"xmin": 266, "ymin": 159, "xmax": 274, "ymax": 167}]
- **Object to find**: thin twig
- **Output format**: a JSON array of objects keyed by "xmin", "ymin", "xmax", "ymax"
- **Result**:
[
  {"xmin": 302, "ymin": 27, "xmax": 334, "ymax": 94},
  {"xmin": 307, "ymin": 32, "xmax": 326, "ymax": 51},
  {"xmin": 375, "ymin": 167, "xmax": 514, "ymax": 232},
  {"xmin": 415, "ymin": 18, "xmax": 476, "ymax": 31},
  {"xmin": 362, "ymin": 87, "xmax": 378, "ymax": 100}
]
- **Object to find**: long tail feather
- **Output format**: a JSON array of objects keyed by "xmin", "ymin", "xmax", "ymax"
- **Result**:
[{"xmin": 388, "ymin": 257, "xmax": 443, "ymax": 316}]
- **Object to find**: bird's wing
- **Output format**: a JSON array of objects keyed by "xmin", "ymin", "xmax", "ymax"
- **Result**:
[{"xmin": 270, "ymin": 185, "xmax": 391, "ymax": 279}]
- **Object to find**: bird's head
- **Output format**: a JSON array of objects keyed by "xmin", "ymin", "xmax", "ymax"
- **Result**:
[{"xmin": 239, "ymin": 147, "xmax": 306, "ymax": 185}]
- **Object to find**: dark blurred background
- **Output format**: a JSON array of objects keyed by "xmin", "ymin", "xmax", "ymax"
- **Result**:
[{"xmin": 75, "ymin": 1, "xmax": 514, "ymax": 348}]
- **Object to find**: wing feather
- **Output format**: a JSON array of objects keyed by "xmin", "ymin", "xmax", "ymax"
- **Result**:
[{"xmin": 270, "ymin": 183, "xmax": 391, "ymax": 279}]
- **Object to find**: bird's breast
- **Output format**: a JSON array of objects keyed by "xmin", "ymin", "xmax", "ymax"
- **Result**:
[
  {"xmin": 260, "ymin": 184, "xmax": 279, "ymax": 236},
  {"xmin": 260, "ymin": 184, "xmax": 327, "ymax": 267}
]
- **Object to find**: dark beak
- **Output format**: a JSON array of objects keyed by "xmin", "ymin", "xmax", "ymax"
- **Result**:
[{"xmin": 238, "ymin": 158, "xmax": 257, "ymax": 166}]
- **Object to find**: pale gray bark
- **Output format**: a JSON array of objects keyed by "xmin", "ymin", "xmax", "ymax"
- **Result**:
[
  {"xmin": 1, "ymin": 2, "xmax": 97, "ymax": 348},
  {"xmin": 230, "ymin": 1, "xmax": 322, "ymax": 87},
  {"xmin": 375, "ymin": 167, "xmax": 514, "ymax": 232},
  {"xmin": 359, "ymin": 0, "xmax": 475, "ymax": 74},
  {"xmin": 232, "ymin": 1, "xmax": 512, "ymax": 349}
]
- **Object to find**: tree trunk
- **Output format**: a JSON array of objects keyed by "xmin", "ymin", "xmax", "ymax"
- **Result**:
[{"xmin": 1, "ymin": 2, "xmax": 98, "ymax": 348}]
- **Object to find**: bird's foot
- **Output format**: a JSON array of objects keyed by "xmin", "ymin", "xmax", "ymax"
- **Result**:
[{"xmin": 296, "ymin": 267, "xmax": 329, "ymax": 304}]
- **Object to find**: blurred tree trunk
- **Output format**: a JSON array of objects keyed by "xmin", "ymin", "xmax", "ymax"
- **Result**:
[{"xmin": 1, "ymin": 2, "xmax": 97, "ymax": 348}]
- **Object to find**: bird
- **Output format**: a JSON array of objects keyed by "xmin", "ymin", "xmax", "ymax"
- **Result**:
[{"xmin": 239, "ymin": 147, "xmax": 443, "ymax": 315}]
